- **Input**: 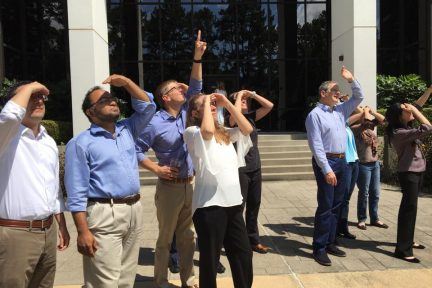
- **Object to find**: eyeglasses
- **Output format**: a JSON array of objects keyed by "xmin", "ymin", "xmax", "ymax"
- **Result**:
[
  {"xmin": 328, "ymin": 88, "xmax": 341, "ymax": 94},
  {"xmin": 89, "ymin": 92, "xmax": 119, "ymax": 109},
  {"xmin": 32, "ymin": 94, "xmax": 48, "ymax": 102},
  {"xmin": 165, "ymin": 85, "xmax": 182, "ymax": 95}
]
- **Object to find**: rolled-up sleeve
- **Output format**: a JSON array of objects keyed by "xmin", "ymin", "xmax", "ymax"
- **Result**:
[
  {"xmin": 342, "ymin": 80, "xmax": 364, "ymax": 119},
  {"xmin": 0, "ymin": 101, "xmax": 26, "ymax": 156},
  {"xmin": 306, "ymin": 112, "xmax": 332, "ymax": 175},
  {"xmin": 127, "ymin": 95, "xmax": 157, "ymax": 138},
  {"xmin": 65, "ymin": 138, "xmax": 91, "ymax": 212},
  {"xmin": 186, "ymin": 78, "xmax": 202, "ymax": 99}
]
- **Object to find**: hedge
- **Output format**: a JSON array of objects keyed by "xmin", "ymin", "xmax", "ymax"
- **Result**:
[{"xmin": 41, "ymin": 120, "xmax": 73, "ymax": 145}]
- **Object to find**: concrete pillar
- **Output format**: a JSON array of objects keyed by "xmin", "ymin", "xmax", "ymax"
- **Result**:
[
  {"xmin": 67, "ymin": 0, "xmax": 110, "ymax": 136},
  {"xmin": 331, "ymin": 0, "xmax": 377, "ymax": 109}
]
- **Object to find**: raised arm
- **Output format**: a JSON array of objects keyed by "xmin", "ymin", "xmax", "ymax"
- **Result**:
[
  {"xmin": 341, "ymin": 66, "xmax": 364, "ymax": 118},
  {"xmin": 216, "ymin": 93, "xmax": 253, "ymax": 135},
  {"xmin": 201, "ymin": 95, "xmax": 216, "ymax": 140},
  {"xmin": 228, "ymin": 91, "xmax": 245, "ymax": 127},
  {"xmin": 368, "ymin": 107, "xmax": 386, "ymax": 124},
  {"xmin": 406, "ymin": 103, "xmax": 431, "ymax": 126},
  {"xmin": 348, "ymin": 107, "xmax": 364, "ymax": 125},
  {"xmin": 251, "ymin": 91, "xmax": 273, "ymax": 121},
  {"xmin": 414, "ymin": 85, "xmax": 432, "ymax": 108},
  {"xmin": 191, "ymin": 30, "xmax": 206, "ymax": 82},
  {"xmin": 0, "ymin": 82, "xmax": 49, "ymax": 156},
  {"xmin": 103, "ymin": 74, "xmax": 151, "ymax": 102}
]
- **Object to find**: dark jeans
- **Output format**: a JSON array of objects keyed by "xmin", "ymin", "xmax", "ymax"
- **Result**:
[
  {"xmin": 239, "ymin": 168, "xmax": 262, "ymax": 246},
  {"xmin": 357, "ymin": 161, "xmax": 381, "ymax": 223},
  {"xmin": 312, "ymin": 157, "xmax": 347, "ymax": 254},
  {"xmin": 193, "ymin": 205, "xmax": 253, "ymax": 288},
  {"xmin": 396, "ymin": 172, "xmax": 423, "ymax": 257},
  {"xmin": 337, "ymin": 160, "xmax": 359, "ymax": 233}
]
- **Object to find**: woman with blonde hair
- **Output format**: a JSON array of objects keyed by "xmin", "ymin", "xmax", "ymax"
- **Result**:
[{"xmin": 184, "ymin": 93, "xmax": 253, "ymax": 288}]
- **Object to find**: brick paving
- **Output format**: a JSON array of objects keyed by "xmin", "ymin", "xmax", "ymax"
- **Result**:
[{"xmin": 55, "ymin": 180, "xmax": 432, "ymax": 286}]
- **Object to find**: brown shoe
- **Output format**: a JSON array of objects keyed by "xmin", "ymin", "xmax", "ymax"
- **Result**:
[{"xmin": 252, "ymin": 243, "xmax": 270, "ymax": 254}]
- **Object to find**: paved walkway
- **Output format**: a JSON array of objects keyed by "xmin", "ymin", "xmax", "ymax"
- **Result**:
[{"xmin": 55, "ymin": 181, "xmax": 432, "ymax": 287}]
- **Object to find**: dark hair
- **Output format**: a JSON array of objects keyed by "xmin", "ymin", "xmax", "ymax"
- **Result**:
[
  {"xmin": 3, "ymin": 80, "xmax": 33, "ymax": 104},
  {"xmin": 82, "ymin": 86, "xmax": 104, "ymax": 122},
  {"xmin": 154, "ymin": 79, "xmax": 176, "ymax": 108},
  {"xmin": 385, "ymin": 103, "xmax": 404, "ymax": 142}
]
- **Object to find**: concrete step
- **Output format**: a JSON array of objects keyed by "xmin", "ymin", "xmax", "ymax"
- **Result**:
[
  {"xmin": 261, "ymin": 164, "xmax": 313, "ymax": 174},
  {"xmin": 140, "ymin": 177, "xmax": 157, "ymax": 185},
  {"xmin": 262, "ymin": 171, "xmax": 315, "ymax": 181},
  {"xmin": 258, "ymin": 133, "xmax": 307, "ymax": 140},
  {"xmin": 260, "ymin": 157, "xmax": 311, "ymax": 166},
  {"xmin": 259, "ymin": 145, "xmax": 310, "ymax": 153},
  {"xmin": 260, "ymin": 151, "xmax": 312, "ymax": 159},
  {"xmin": 258, "ymin": 139, "xmax": 309, "ymax": 146}
]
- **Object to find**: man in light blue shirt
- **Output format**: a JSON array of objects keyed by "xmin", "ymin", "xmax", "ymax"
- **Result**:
[
  {"xmin": 305, "ymin": 66, "xmax": 364, "ymax": 266},
  {"xmin": 65, "ymin": 74, "xmax": 155, "ymax": 287},
  {"xmin": 135, "ymin": 30, "xmax": 206, "ymax": 288}
]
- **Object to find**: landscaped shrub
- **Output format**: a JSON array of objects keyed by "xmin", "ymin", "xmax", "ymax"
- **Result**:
[
  {"xmin": 41, "ymin": 120, "xmax": 73, "ymax": 145},
  {"xmin": 377, "ymin": 74, "xmax": 428, "ymax": 109}
]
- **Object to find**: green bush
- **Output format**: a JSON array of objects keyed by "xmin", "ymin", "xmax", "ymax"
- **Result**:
[
  {"xmin": 41, "ymin": 120, "xmax": 73, "ymax": 145},
  {"xmin": 377, "ymin": 74, "xmax": 428, "ymax": 109},
  {"xmin": 0, "ymin": 78, "xmax": 18, "ymax": 109}
]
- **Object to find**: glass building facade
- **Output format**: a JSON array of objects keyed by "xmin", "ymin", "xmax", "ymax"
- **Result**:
[{"xmin": 0, "ymin": 0, "xmax": 431, "ymax": 131}]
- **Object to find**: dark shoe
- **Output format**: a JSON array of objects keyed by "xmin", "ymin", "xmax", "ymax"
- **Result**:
[
  {"xmin": 413, "ymin": 243, "xmax": 426, "ymax": 249},
  {"xmin": 313, "ymin": 251, "xmax": 332, "ymax": 266},
  {"xmin": 326, "ymin": 245, "xmax": 346, "ymax": 257},
  {"xmin": 370, "ymin": 221, "xmax": 389, "ymax": 229},
  {"xmin": 339, "ymin": 231, "xmax": 356, "ymax": 239},
  {"xmin": 394, "ymin": 253, "xmax": 421, "ymax": 263},
  {"xmin": 217, "ymin": 261, "xmax": 226, "ymax": 274},
  {"xmin": 252, "ymin": 243, "xmax": 270, "ymax": 254},
  {"xmin": 168, "ymin": 255, "xmax": 180, "ymax": 274},
  {"xmin": 357, "ymin": 222, "xmax": 367, "ymax": 230}
]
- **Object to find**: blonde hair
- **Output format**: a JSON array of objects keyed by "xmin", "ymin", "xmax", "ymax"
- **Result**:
[{"xmin": 186, "ymin": 94, "xmax": 231, "ymax": 145}]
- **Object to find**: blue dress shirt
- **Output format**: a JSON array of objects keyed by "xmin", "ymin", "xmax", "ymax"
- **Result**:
[
  {"xmin": 136, "ymin": 78, "xmax": 202, "ymax": 179},
  {"xmin": 65, "ymin": 97, "xmax": 156, "ymax": 212},
  {"xmin": 305, "ymin": 80, "xmax": 363, "ymax": 174}
]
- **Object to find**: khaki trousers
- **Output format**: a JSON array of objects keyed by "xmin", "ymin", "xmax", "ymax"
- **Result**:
[
  {"xmin": 154, "ymin": 179, "xmax": 195, "ymax": 288},
  {"xmin": 0, "ymin": 222, "xmax": 57, "ymax": 288},
  {"xmin": 84, "ymin": 200, "xmax": 143, "ymax": 288}
]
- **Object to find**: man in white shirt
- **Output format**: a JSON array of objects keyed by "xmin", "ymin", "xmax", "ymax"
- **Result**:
[{"xmin": 0, "ymin": 81, "xmax": 70, "ymax": 287}]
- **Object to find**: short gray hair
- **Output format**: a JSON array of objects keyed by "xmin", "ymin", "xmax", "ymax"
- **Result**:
[{"xmin": 318, "ymin": 81, "xmax": 337, "ymax": 95}]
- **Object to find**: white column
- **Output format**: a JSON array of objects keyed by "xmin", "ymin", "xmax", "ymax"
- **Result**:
[
  {"xmin": 68, "ymin": 0, "xmax": 110, "ymax": 136},
  {"xmin": 331, "ymin": 0, "xmax": 377, "ymax": 109}
]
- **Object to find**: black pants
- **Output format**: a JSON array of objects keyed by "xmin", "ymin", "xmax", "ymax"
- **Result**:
[
  {"xmin": 396, "ymin": 172, "xmax": 423, "ymax": 257},
  {"xmin": 239, "ymin": 168, "xmax": 262, "ymax": 246},
  {"xmin": 193, "ymin": 205, "xmax": 253, "ymax": 288}
]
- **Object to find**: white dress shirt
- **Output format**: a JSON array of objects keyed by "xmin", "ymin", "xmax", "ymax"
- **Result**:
[
  {"xmin": 0, "ymin": 101, "xmax": 65, "ymax": 220},
  {"xmin": 184, "ymin": 126, "xmax": 252, "ymax": 214}
]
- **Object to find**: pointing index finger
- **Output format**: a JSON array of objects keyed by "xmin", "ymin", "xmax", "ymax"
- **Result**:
[{"xmin": 197, "ymin": 30, "xmax": 201, "ymax": 42}]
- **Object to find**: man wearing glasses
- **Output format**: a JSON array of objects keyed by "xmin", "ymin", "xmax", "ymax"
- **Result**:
[
  {"xmin": 305, "ymin": 67, "xmax": 364, "ymax": 266},
  {"xmin": 65, "ymin": 74, "xmax": 155, "ymax": 287},
  {"xmin": 135, "ymin": 30, "xmax": 206, "ymax": 288},
  {"xmin": 0, "ymin": 81, "xmax": 70, "ymax": 287}
]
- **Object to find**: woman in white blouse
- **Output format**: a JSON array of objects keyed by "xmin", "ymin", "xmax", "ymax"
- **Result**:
[{"xmin": 184, "ymin": 93, "xmax": 253, "ymax": 288}]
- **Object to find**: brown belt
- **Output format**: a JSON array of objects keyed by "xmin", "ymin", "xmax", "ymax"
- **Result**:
[
  {"xmin": 326, "ymin": 153, "xmax": 345, "ymax": 159},
  {"xmin": 88, "ymin": 194, "xmax": 141, "ymax": 205},
  {"xmin": 0, "ymin": 215, "xmax": 53, "ymax": 230},
  {"xmin": 161, "ymin": 176, "xmax": 194, "ymax": 184}
]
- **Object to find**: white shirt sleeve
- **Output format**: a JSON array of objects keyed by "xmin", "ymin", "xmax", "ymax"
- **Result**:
[
  {"xmin": 54, "ymin": 151, "xmax": 66, "ymax": 214},
  {"xmin": 0, "ymin": 101, "xmax": 26, "ymax": 157},
  {"xmin": 184, "ymin": 126, "xmax": 219, "ymax": 175},
  {"xmin": 227, "ymin": 127, "xmax": 252, "ymax": 168}
]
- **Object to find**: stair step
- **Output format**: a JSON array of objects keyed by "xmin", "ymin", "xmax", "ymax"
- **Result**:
[
  {"xmin": 259, "ymin": 145, "xmax": 310, "ymax": 152},
  {"xmin": 262, "ymin": 172, "xmax": 315, "ymax": 181},
  {"xmin": 261, "ymin": 157, "xmax": 311, "ymax": 165},
  {"xmin": 258, "ymin": 133, "xmax": 307, "ymax": 140},
  {"xmin": 261, "ymin": 164, "xmax": 313, "ymax": 173},
  {"xmin": 260, "ymin": 151, "xmax": 312, "ymax": 159},
  {"xmin": 258, "ymin": 139, "xmax": 309, "ymax": 146}
]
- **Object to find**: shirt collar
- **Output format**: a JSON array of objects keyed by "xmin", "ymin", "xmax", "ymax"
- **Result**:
[
  {"xmin": 159, "ymin": 109, "xmax": 181, "ymax": 120},
  {"xmin": 317, "ymin": 102, "xmax": 336, "ymax": 112},
  {"xmin": 90, "ymin": 123, "xmax": 124, "ymax": 137},
  {"xmin": 20, "ymin": 124, "xmax": 47, "ymax": 139}
]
